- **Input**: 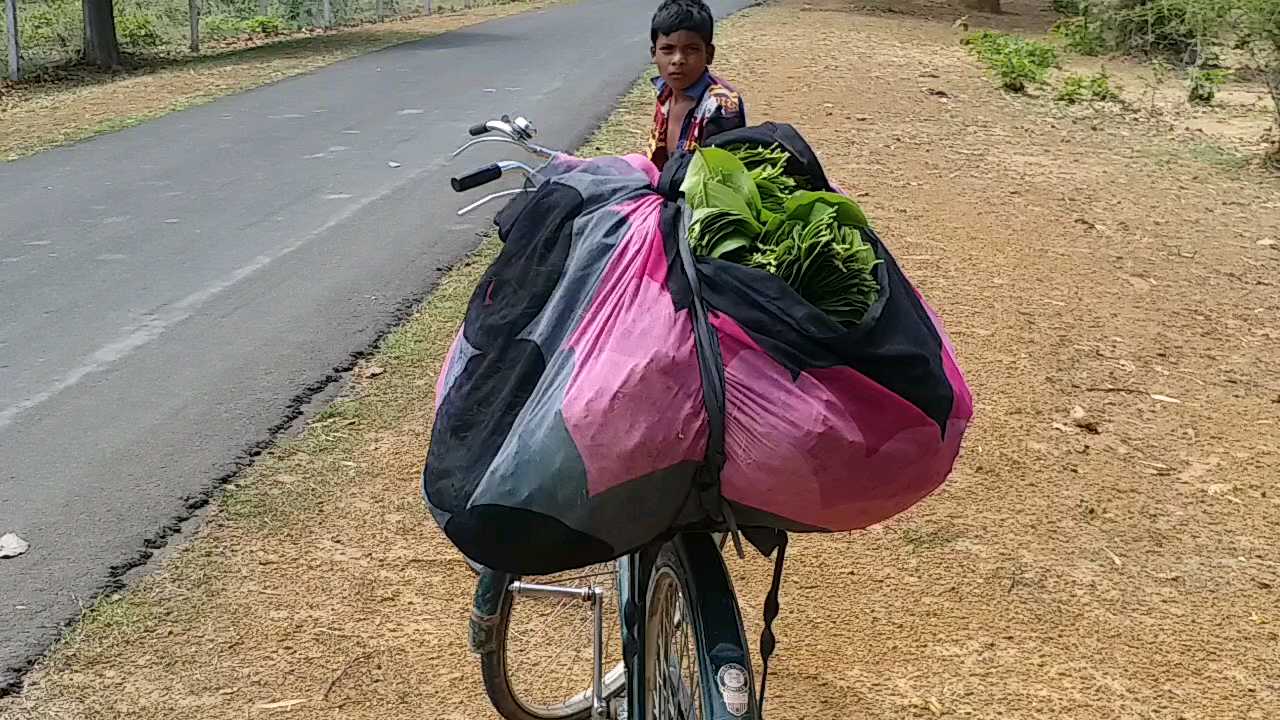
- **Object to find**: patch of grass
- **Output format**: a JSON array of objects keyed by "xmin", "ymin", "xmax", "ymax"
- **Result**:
[
  {"xmin": 1135, "ymin": 140, "xmax": 1249, "ymax": 171},
  {"xmin": 897, "ymin": 526, "xmax": 960, "ymax": 552},
  {"xmin": 963, "ymin": 30, "xmax": 1059, "ymax": 93},
  {"xmin": 53, "ymin": 593, "xmax": 159, "ymax": 663},
  {"xmin": 1188, "ymin": 141, "xmax": 1247, "ymax": 169},
  {"xmin": 1056, "ymin": 69, "xmax": 1121, "ymax": 104}
]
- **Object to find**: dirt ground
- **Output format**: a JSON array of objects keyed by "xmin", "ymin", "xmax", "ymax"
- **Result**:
[{"xmin": 3, "ymin": 0, "xmax": 1279, "ymax": 718}]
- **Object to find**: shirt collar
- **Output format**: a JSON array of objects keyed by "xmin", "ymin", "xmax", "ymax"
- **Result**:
[{"xmin": 653, "ymin": 70, "xmax": 714, "ymax": 102}]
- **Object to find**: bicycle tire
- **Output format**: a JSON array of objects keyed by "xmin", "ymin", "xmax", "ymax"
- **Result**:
[
  {"xmin": 478, "ymin": 568, "xmax": 628, "ymax": 720},
  {"xmin": 639, "ymin": 535, "xmax": 758, "ymax": 720}
]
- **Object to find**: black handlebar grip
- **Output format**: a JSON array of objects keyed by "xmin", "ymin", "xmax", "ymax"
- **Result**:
[
  {"xmin": 468, "ymin": 123, "xmax": 490, "ymax": 137},
  {"xmin": 451, "ymin": 163, "xmax": 503, "ymax": 192}
]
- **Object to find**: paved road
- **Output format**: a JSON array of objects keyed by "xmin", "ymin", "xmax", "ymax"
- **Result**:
[{"xmin": 0, "ymin": 0, "xmax": 747, "ymax": 691}]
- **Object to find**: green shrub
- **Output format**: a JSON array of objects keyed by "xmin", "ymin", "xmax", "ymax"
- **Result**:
[
  {"xmin": 1056, "ymin": 70, "xmax": 1122, "ymax": 102},
  {"xmin": 1185, "ymin": 66, "xmax": 1230, "ymax": 103},
  {"xmin": 1053, "ymin": 15, "xmax": 1108, "ymax": 55},
  {"xmin": 202, "ymin": 15, "xmax": 249, "ymax": 39},
  {"xmin": 963, "ymin": 31, "xmax": 1060, "ymax": 92},
  {"xmin": 19, "ymin": 1, "xmax": 82, "ymax": 54},
  {"xmin": 245, "ymin": 15, "xmax": 288, "ymax": 35},
  {"xmin": 280, "ymin": 0, "xmax": 311, "ymax": 23},
  {"xmin": 1053, "ymin": 0, "xmax": 1087, "ymax": 14},
  {"xmin": 116, "ymin": 13, "xmax": 165, "ymax": 50},
  {"xmin": 1103, "ymin": 0, "xmax": 1233, "ymax": 61}
]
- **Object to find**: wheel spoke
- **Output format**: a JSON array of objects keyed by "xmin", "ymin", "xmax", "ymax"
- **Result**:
[{"xmin": 646, "ymin": 563, "xmax": 704, "ymax": 720}]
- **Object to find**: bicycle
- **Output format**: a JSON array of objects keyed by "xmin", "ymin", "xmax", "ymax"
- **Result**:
[{"xmin": 447, "ymin": 116, "xmax": 787, "ymax": 720}]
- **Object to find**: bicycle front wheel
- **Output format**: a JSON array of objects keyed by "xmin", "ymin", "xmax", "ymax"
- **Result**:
[{"xmin": 642, "ymin": 535, "xmax": 757, "ymax": 720}]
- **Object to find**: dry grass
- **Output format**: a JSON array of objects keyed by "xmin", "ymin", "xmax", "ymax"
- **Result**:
[
  {"xmin": 0, "ymin": 1, "xmax": 556, "ymax": 161},
  {"xmin": 3, "ymin": 1, "xmax": 1279, "ymax": 719}
]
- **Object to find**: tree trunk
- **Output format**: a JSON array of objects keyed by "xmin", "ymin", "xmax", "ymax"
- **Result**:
[
  {"xmin": 189, "ymin": 0, "xmax": 200, "ymax": 52},
  {"xmin": 322, "ymin": 0, "xmax": 332, "ymax": 26},
  {"xmin": 259, "ymin": 0, "xmax": 269, "ymax": 14},
  {"xmin": 961, "ymin": 0, "xmax": 1001, "ymax": 12},
  {"xmin": 423, "ymin": 0, "xmax": 432, "ymax": 16},
  {"xmin": 6, "ymin": 0, "xmax": 20, "ymax": 82},
  {"xmin": 82, "ymin": 0, "xmax": 122, "ymax": 69}
]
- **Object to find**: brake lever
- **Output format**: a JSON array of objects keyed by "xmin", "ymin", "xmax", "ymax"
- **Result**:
[
  {"xmin": 451, "ymin": 136, "xmax": 526, "ymax": 159},
  {"xmin": 456, "ymin": 188, "xmax": 533, "ymax": 216},
  {"xmin": 485, "ymin": 120, "xmax": 519, "ymax": 139},
  {"xmin": 451, "ymin": 136, "xmax": 558, "ymax": 160}
]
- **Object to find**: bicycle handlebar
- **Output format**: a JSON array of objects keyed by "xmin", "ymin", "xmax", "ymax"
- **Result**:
[
  {"xmin": 450, "ymin": 114, "xmax": 559, "ymax": 216},
  {"xmin": 451, "ymin": 163, "xmax": 503, "ymax": 192}
]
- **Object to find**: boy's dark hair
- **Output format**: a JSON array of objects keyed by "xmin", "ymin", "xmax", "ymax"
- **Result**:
[{"xmin": 650, "ymin": 0, "xmax": 714, "ymax": 46}]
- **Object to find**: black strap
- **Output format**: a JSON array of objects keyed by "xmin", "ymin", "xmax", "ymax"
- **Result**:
[
  {"xmin": 674, "ymin": 201, "xmax": 729, "ymax": 519},
  {"xmin": 676, "ymin": 199, "xmax": 788, "ymax": 714},
  {"xmin": 758, "ymin": 532, "xmax": 788, "ymax": 717}
]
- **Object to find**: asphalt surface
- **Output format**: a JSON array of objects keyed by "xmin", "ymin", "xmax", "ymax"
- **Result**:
[{"xmin": 0, "ymin": 0, "xmax": 749, "ymax": 692}]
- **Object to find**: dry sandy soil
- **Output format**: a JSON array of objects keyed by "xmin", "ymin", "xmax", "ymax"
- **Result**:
[{"xmin": 3, "ymin": 0, "xmax": 1278, "ymax": 718}]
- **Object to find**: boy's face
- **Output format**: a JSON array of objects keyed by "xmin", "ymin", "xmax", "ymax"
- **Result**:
[{"xmin": 652, "ymin": 30, "xmax": 714, "ymax": 94}]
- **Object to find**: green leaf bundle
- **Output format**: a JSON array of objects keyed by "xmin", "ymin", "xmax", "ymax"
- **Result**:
[{"xmin": 679, "ymin": 145, "xmax": 881, "ymax": 326}]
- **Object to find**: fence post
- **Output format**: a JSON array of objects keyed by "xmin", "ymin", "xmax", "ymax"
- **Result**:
[
  {"xmin": 189, "ymin": 0, "xmax": 200, "ymax": 52},
  {"xmin": 5, "ymin": 0, "xmax": 19, "ymax": 81}
]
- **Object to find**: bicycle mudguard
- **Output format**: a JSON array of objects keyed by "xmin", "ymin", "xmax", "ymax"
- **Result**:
[
  {"xmin": 624, "ymin": 532, "xmax": 752, "ymax": 717},
  {"xmin": 672, "ymin": 534, "xmax": 759, "ymax": 720},
  {"xmin": 470, "ymin": 569, "xmax": 513, "ymax": 655}
]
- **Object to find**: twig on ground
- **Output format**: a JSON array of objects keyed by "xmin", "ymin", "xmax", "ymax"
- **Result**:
[
  {"xmin": 1073, "ymin": 384, "xmax": 1147, "ymax": 395},
  {"xmin": 1103, "ymin": 545, "xmax": 1123, "ymax": 568},
  {"xmin": 322, "ymin": 652, "xmax": 373, "ymax": 701}
]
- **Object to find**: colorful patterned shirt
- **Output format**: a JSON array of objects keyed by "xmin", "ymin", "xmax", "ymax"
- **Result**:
[{"xmin": 647, "ymin": 70, "xmax": 746, "ymax": 170}]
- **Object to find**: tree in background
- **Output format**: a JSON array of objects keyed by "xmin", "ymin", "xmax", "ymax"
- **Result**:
[{"xmin": 82, "ymin": 0, "xmax": 121, "ymax": 68}]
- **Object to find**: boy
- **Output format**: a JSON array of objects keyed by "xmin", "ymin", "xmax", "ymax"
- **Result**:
[{"xmin": 647, "ymin": 0, "xmax": 746, "ymax": 170}]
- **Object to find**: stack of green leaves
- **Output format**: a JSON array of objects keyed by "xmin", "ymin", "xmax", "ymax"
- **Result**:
[
  {"xmin": 680, "ymin": 145, "xmax": 882, "ymax": 326},
  {"xmin": 727, "ymin": 144, "xmax": 802, "ymax": 214}
]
